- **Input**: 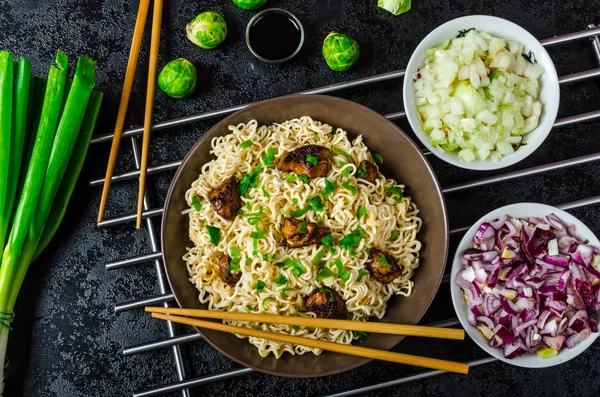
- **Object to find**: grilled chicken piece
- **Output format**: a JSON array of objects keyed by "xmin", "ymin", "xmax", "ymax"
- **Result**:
[
  {"xmin": 280, "ymin": 218, "xmax": 331, "ymax": 248},
  {"xmin": 209, "ymin": 176, "xmax": 241, "ymax": 221},
  {"xmin": 366, "ymin": 249, "xmax": 402, "ymax": 284},
  {"xmin": 357, "ymin": 160, "xmax": 378, "ymax": 184},
  {"xmin": 277, "ymin": 145, "xmax": 331, "ymax": 179},
  {"xmin": 217, "ymin": 254, "xmax": 241, "ymax": 286},
  {"xmin": 305, "ymin": 287, "xmax": 347, "ymax": 319}
]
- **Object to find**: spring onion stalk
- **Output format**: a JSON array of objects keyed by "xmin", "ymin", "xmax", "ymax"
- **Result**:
[
  {"xmin": 4, "ymin": 57, "xmax": 32, "ymax": 236},
  {"xmin": 0, "ymin": 51, "xmax": 68, "ymax": 393},
  {"xmin": 0, "ymin": 51, "xmax": 14, "ymax": 258},
  {"xmin": 32, "ymin": 91, "xmax": 103, "ymax": 262}
]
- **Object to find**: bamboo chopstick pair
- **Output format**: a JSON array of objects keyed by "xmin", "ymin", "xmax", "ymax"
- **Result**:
[
  {"xmin": 97, "ymin": 0, "xmax": 163, "ymax": 228},
  {"xmin": 146, "ymin": 306, "xmax": 470, "ymax": 375}
]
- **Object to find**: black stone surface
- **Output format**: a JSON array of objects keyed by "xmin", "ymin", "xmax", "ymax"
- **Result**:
[{"xmin": 1, "ymin": 0, "xmax": 600, "ymax": 396}]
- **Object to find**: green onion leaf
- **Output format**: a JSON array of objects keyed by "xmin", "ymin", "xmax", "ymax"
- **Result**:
[
  {"xmin": 357, "ymin": 206, "xmax": 367, "ymax": 219},
  {"xmin": 380, "ymin": 253, "xmax": 391, "ymax": 269},
  {"xmin": 275, "ymin": 274, "xmax": 288, "ymax": 285},
  {"xmin": 191, "ymin": 196, "xmax": 202, "ymax": 211},
  {"xmin": 312, "ymin": 249, "xmax": 326, "ymax": 266},
  {"xmin": 342, "ymin": 166, "xmax": 352, "ymax": 178},
  {"xmin": 333, "ymin": 259, "xmax": 343, "ymax": 275},
  {"xmin": 357, "ymin": 269, "xmax": 369, "ymax": 282},
  {"xmin": 292, "ymin": 259, "xmax": 307, "ymax": 276},
  {"xmin": 372, "ymin": 153, "xmax": 383, "ymax": 164},
  {"xmin": 307, "ymin": 195, "xmax": 325, "ymax": 212},
  {"xmin": 313, "ymin": 132, "xmax": 320, "ymax": 141},
  {"xmin": 299, "ymin": 174, "xmax": 310, "ymax": 184},
  {"xmin": 291, "ymin": 325, "xmax": 300, "ymax": 331},
  {"xmin": 319, "ymin": 288, "xmax": 335, "ymax": 302},
  {"xmin": 262, "ymin": 147, "xmax": 277, "ymax": 166},
  {"xmin": 240, "ymin": 140, "xmax": 253, "ymax": 149},
  {"xmin": 356, "ymin": 331, "xmax": 368, "ymax": 343},
  {"xmin": 316, "ymin": 268, "xmax": 335, "ymax": 281},
  {"xmin": 206, "ymin": 226, "xmax": 221, "ymax": 246},
  {"xmin": 245, "ymin": 304, "xmax": 253, "ymax": 311},
  {"xmin": 253, "ymin": 280, "xmax": 266, "ymax": 293},
  {"xmin": 330, "ymin": 145, "xmax": 352, "ymax": 161},
  {"xmin": 357, "ymin": 163, "xmax": 368, "ymax": 179},
  {"xmin": 337, "ymin": 160, "xmax": 345, "ymax": 168},
  {"xmin": 299, "ymin": 222, "xmax": 307, "ymax": 234},
  {"xmin": 322, "ymin": 234, "xmax": 337, "ymax": 253},
  {"xmin": 321, "ymin": 178, "xmax": 337, "ymax": 196},
  {"xmin": 341, "ymin": 269, "xmax": 351, "ymax": 284},
  {"xmin": 262, "ymin": 253, "xmax": 269, "ymax": 261},
  {"xmin": 252, "ymin": 324, "xmax": 262, "ymax": 330},
  {"xmin": 280, "ymin": 287, "xmax": 293, "ymax": 297},
  {"xmin": 245, "ymin": 257, "xmax": 251, "ymax": 265},
  {"xmin": 292, "ymin": 198, "xmax": 298, "ymax": 205},
  {"xmin": 286, "ymin": 174, "xmax": 297, "ymax": 183},
  {"xmin": 290, "ymin": 206, "xmax": 310, "ymax": 218},
  {"xmin": 239, "ymin": 164, "xmax": 263, "ymax": 196},
  {"xmin": 339, "ymin": 226, "xmax": 363, "ymax": 255},
  {"xmin": 389, "ymin": 230, "xmax": 400, "ymax": 241},
  {"xmin": 387, "ymin": 186, "xmax": 403, "ymax": 202},
  {"xmin": 306, "ymin": 154, "xmax": 319, "ymax": 166},
  {"xmin": 228, "ymin": 258, "xmax": 241, "ymax": 275},
  {"xmin": 261, "ymin": 187, "xmax": 271, "ymax": 199},
  {"xmin": 262, "ymin": 296, "xmax": 275, "ymax": 309},
  {"xmin": 341, "ymin": 181, "xmax": 357, "ymax": 196}
]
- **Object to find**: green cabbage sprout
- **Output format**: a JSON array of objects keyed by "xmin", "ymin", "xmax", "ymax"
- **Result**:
[
  {"xmin": 322, "ymin": 32, "xmax": 360, "ymax": 72},
  {"xmin": 232, "ymin": 0, "xmax": 267, "ymax": 10},
  {"xmin": 186, "ymin": 11, "xmax": 227, "ymax": 49},
  {"xmin": 158, "ymin": 58, "xmax": 197, "ymax": 98},
  {"xmin": 378, "ymin": 0, "xmax": 411, "ymax": 15}
]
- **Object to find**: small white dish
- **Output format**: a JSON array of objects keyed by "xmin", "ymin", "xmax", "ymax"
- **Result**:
[
  {"xmin": 403, "ymin": 15, "xmax": 560, "ymax": 171},
  {"xmin": 450, "ymin": 202, "xmax": 599, "ymax": 368}
]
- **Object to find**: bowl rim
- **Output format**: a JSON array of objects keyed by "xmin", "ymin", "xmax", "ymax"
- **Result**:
[
  {"xmin": 160, "ymin": 94, "xmax": 450, "ymax": 377},
  {"xmin": 402, "ymin": 15, "xmax": 560, "ymax": 171},
  {"xmin": 450, "ymin": 202, "xmax": 599, "ymax": 368}
]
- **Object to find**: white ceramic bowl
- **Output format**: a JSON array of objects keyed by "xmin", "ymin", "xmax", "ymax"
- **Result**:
[
  {"xmin": 450, "ymin": 202, "xmax": 599, "ymax": 367},
  {"xmin": 403, "ymin": 16, "xmax": 560, "ymax": 171}
]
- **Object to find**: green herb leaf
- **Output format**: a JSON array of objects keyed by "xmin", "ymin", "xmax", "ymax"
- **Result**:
[
  {"xmin": 299, "ymin": 221, "xmax": 307, "ymax": 234},
  {"xmin": 341, "ymin": 181, "xmax": 357, "ymax": 196},
  {"xmin": 356, "ymin": 331, "xmax": 368, "ymax": 343},
  {"xmin": 321, "ymin": 234, "xmax": 337, "ymax": 253},
  {"xmin": 191, "ymin": 195, "xmax": 202, "ymax": 211},
  {"xmin": 372, "ymin": 153, "xmax": 383, "ymax": 165},
  {"xmin": 206, "ymin": 225, "xmax": 221, "ymax": 246},
  {"xmin": 379, "ymin": 253, "xmax": 391, "ymax": 269},
  {"xmin": 230, "ymin": 246, "xmax": 240, "ymax": 257},
  {"xmin": 291, "ymin": 325, "xmax": 300, "ymax": 331},
  {"xmin": 341, "ymin": 166, "xmax": 353, "ymax": 178},
  {"xmin": 292, "ymin": 259, "xmax": 306, "ymax": 276},
  {"xmin": 286, "ymin": 174, "xmax": 297, "ymax": 183},
  {"xmin": 357, "ymin": 269, "xmax": 369, "ymax": 282},
  {"xmin": 239, "ymin": 164, "xmax": 263, "ymax": 196},
  {"xmin": 456, "ymin": 27, "xmax": 476, "ymax": 38},
  {"xmin": 253, "ymin": 280, "xmax": 266, "ymax": 293},
  {"xmin": 307, "ymin": 195, "xmax": 325, "ymax": 212},
  {"xmin": 319, "ymin": 287, "xmax": 335, "ymax": 302},
  {"xmin": 312, "ymin": 249, "xmax": 326, "ymax": 266},
  {"xmin": 357, "ymin": 163, "xmax": 368, "ymax": 179},
  {"xmin": 228, "ymin": 259, "xmax": 240, "ymax": 274},
  {"xmin": 262, "ymin": 296, "xmax": 275, "ymax": 309},
  {"xmin": 387, "ymin": 186, "xmax": 403, "ymax": 202},
  {"xmin": 341, "ymin": 269, "xmax": 351, "ymax": 283},
  {"xmin": 306, "ymin": 154, "xmax": 319, "ymax": 166},
  {"xmin": 330, "ymin": 145, "xmax": 352, "ymax": 161},
  {"xmin": 339, "ymin": 226, "xmax": 363, "ymax": 255},
  {"xmin": 389, "ymin": 230, "xmax": 400, "ymax": 241},
  {"xmin": 357, "ymin": 206, "xmax": 367, "ymax": 219},
  {"xmin": 290, "ymin": 206, "xmax": 311, "ymax": 218},
  {"xmin": 321, "ymin": 178, "xmax": 338, "ymax": 196},
  {"xmin": 299, "ymin": 174, "xmax": 310, "ymax": 184},
  {"xmin": 262, "ymin": 147, "xmax": 277, "ymax": 166},
  {"xmin": 316, "ymin": 268, "xmax": 335, "ymax": 281},
  {"xmin": 240, "ymin": 140, "xmax": 253, "ymax": 149},
  {"xmin": 261, "ymin": 187, "xmax": 271, "ymax": 199},
  {"xmin": 522, "ymin": 50, "xmax": 537, "ymax": 64},
  {"xmin": 280, "ymin": 287, "xmax": 293, "ymax": 297},
  {"xmin": 275, "ymin": 274, "xmax": 288, "ymax": 285},
  {"xmin": 292, "ymin": 198, "xmax": 298, "ymax": 205}
]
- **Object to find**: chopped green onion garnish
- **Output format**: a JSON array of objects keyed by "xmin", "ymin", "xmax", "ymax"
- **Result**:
[
  {"xmin": 316, "ymin": 268, "xmax": 334, "ymax": 281},
  {"xmin": 261, "ymin": 187, "xmax": 271, "ymax": 199},
  {"xmin": 339, "ymin": 226, "xmax": 363, "ymax": 255},
  {"xmin": 387, "ymin": 186, "xmax": 403, "ymax": 202},
  {"xmin": 286, "ymin": 174, "xmax": 297, "ymax": 183},
  {"xmin": 389, "ymin": 230, "xmax": 400, "ymax": 241},
  {"xmin": 357, "ymin": 163, "xmax": 368, "ymax": 179},
  {"xmin": 292, "ymin": 198, "xmax": 298, "ymax": 205},
  {"xmin": 240, "ymin": 140, "xmax": 253, "ymax": 149},
  {"xmin": 245, "ymin": 304, "xmax": 253, "ymax": 311},
  {"xmin": 357, "ymin": 269, "xmax": 369, "ymax": 282},
  {"xmin": 291, "ymin": 325, "xmax": 300, "ymax": 331},
  {"xmin": 307, "ymin": 195, "xmax": 325, "ymax": 212},
  {"xmin": 262, "ymin": 253, "xmax": 269, "ymax": 261},
  {"xmin": 313, "ymin": 132, "xmax": 320, "ymax": 141},
  {"xmin": 372, "ymin": 153, "xmax": 383, "ymax": 164},
  {"xmin": 275, "ymin": 274, "xmax": 288, "ymax": 285},
  {"xmin": 290, "ymin": 206, "xmax": 310, "ymax": 218},
  {"xmin": 306, "ymin": 154, "xmax": 319, "ymax": 166},
  {"xmin": 330, "ymin": 145, "xmax": 352, "ymax": 161},
  {"xmin": 299, "ymin": 221, "xmax": 307, "ymax": 234},
  {"xmin": 252, "ymin": 324, "xmax": 262, "ymax": 330},
  {"xmin": 356, "ymin": 331, "xmax": 368, "ymax": 343},
  {"xmin": 321, "ymin": 178, "xmax": 337, "ymax": 196},
  {"xmin": 280, "ymin": 287, "xmax": 293, "ymax": 297},
  {"xmin": 253, "ymin": 280, "xmax": 266, "ymax": 293},
  {"xmin": 319, "ymin": 287, "xmax": 335, "ymax": 302},
  {"xmin": 322, "ymin": 234, "xmax": 337, "ymax": 253},
  {"xmin": 231, "ymin": 246, "xmax": 240, "ymax": 257},
  {"xmin": 341, "ymin": 166, "xmax": 352, "ymax": 178},
  {"xmin": 333, "ymin": 259, "xmax": 343, "ymax": 275},
  {"xmin": 206, "ymin": 225, "xmax": 221, "ymax": 246},
  {"xmin": 380, "ymin": 253, "xmax": 391, "ymax": 269},
  {"xmin": 338, "ymin": 160, "xmax": 345, "ymax": 167},
  {"xmin": 191, "ymin": 195, "xmax": 202, "ymax": 211},
  {"xmin": 239, "ymin": 164, "xmax": 263, "ymax": 197},
  {"xmin": 299, "ymin": 174, "xmax": 310, "ymax": 184},
  {"xmin": 312, "ymin": 249, "xmax": 326, "ymax": 266},
  {"xmin": 357, "ymin": 206, "xmax": 367, "ymax": 219},
  {"xmin": 341, "ymin": 269, "xmax": 351, "ymax": 283},
  {"xmin": 262, "ymin": 147, "xmax": 277, "ymax": 166},
  {"xmin": 341, "ymin": 181, "xmax": 357, "ymax": 196},
  {"xmin": 262, "ymin": 296, "xmax": 275, "ymax": 309}
]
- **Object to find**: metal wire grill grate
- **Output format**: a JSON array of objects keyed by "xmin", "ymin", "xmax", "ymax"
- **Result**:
[{"xmin": 91, "ymin": 25, "xmax": 600, "ymax": 397}]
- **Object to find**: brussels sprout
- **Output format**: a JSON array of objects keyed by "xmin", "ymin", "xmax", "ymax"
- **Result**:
[
  {"xmin": 158, "ymin": 58, "xmax": 197, "ymax": 99},
  {"xmin": 322, "ymin": 32, "xmax": 360, "ymax": 72},
  {"xmin": 232, "ymin": 0, "xmax": 267, "ymax": 10},
  {"xmin": 186, "ymin": 11, "xmax": 227, "ymax": 49},
  {"xmin": 377, "ymin": 0, "xmax": 411, "ymax": 15}
]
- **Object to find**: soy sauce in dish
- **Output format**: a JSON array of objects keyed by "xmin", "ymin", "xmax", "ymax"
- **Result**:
[{"xmin": 248, "ymin": 13, "xmax": 302, "ymax": 61}]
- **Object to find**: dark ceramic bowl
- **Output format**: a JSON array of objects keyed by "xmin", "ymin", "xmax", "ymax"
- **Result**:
[{"xmin": 161, "ymin": 95, "xmax": 449, "ymax": 377}]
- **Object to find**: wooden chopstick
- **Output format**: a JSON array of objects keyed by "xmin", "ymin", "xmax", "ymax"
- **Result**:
[
  {"xmin": 145, "ymin": 307, "xmax": 465, "ymax": 341},
  {"xmin": 136, "ymin": 0, "xmax": 163, "ymax": 229},
  {"xmin": 152, "ymin": 312, "xmax": 469, "ymax": 374},
  {"xmin": 97, "ymin": 0, "xmax": 151, "ymax": 223}
]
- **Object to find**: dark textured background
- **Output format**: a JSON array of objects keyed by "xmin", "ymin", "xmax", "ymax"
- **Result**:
[{"xmin": 1, "ymin": 0, "xmax": 599, "ymax": 396}]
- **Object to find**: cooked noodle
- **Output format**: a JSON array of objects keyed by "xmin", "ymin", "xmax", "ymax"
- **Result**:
[{"xmin": 183, "ymin": 117, "xmax": 422, "ymax": 357}]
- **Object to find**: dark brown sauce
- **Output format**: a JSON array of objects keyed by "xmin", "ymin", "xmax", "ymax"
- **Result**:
[{"xmin": 248, "ymin": 13, "xmax": 301, "ymax": 61}]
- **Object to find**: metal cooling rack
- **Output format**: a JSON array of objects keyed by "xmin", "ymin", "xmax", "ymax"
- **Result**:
[{"xmin": 90, "ymin": 25, "xmax": 600, "ymax": 397}]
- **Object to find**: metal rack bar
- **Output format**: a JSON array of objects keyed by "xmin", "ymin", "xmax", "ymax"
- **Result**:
[
  {"xmin": 90, "ymin": 26, "xmax": 600, "ymax": 145},
  {"xmin": 97, "ymin": 25, "xmax": 600, "ymax": 397}
]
